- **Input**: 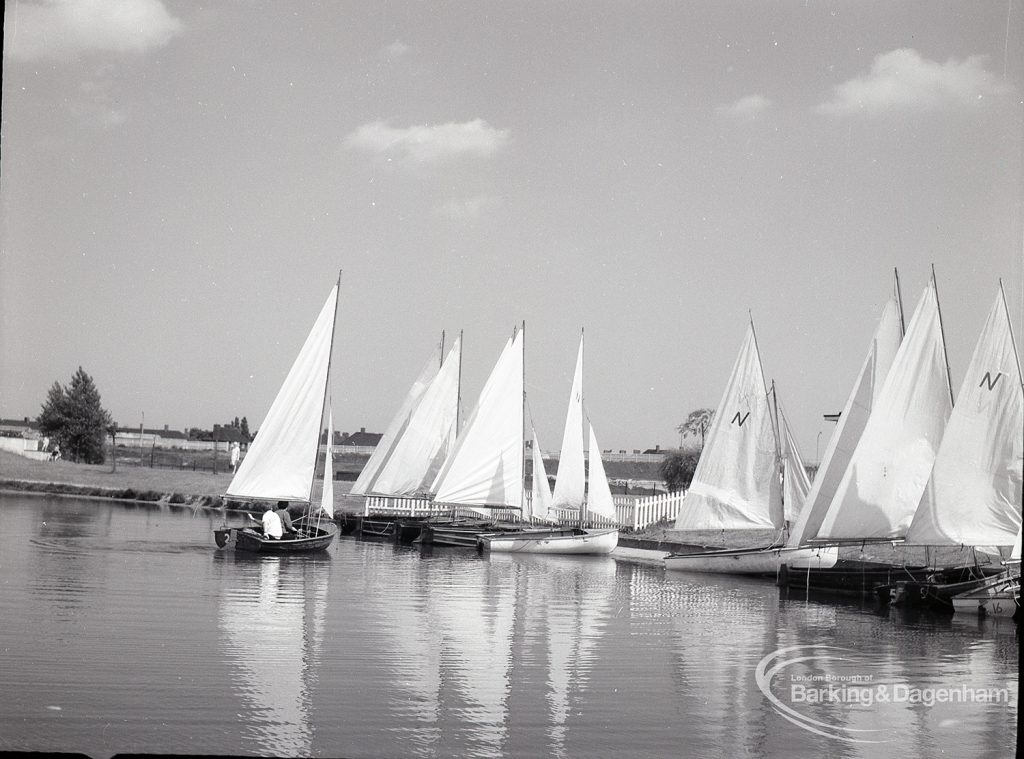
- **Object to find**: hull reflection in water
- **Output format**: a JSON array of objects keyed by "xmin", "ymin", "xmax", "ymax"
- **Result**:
[
  {"xmin": 0, "ymin": 495, "xmax": 1017, "ymax": 759},
  {"xmin": 216, "ymin": 553, "xmax": 330, "ymax": 757},
  {"xmin": 489, "ymin": 553, "xmax": 615, "ymax": 757}
]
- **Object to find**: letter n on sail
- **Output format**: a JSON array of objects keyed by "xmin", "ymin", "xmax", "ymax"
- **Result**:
[
  {"xmin": 732, "ymin": 411, "xmax": 751, "ymax": 427},
  {"xmin": 979, "ymin": 371, "xmax": 1003, "ymax": 391}
]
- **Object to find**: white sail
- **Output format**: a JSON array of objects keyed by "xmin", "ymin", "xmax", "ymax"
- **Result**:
[
  {"xmin": 227, "ymin": 284, "xmax": 338, "ymax": 503},
  {"xmin": 906, "ymin": 286, "xmax": 1023, "ymax": 547},
  {"xmin": 816, "ymin": 278, "xmax": 953, "ymax": 541},
  {"xmin": 431, "ymin": 329, "xmax": 524, "ymax": 509},
  {"xmin": 530, "ymin": 429, "xmax": 554, "ymax": 522},
  {"xmin": 777, "ymin": 403, "xmax": 810, "ymax": 526},
  {"xmin": 673, "ymin": 323, "xmax": 779, "ymax": 530},
  {"xmin": 552, "ymin": 336, "xmax": 586, "ymax": 509},
  {"xmin": 586, "ymin": 423, "xmax": 616, "ymax": 520},
  {"xmin": 371, "ymin": 335, "xmax": 461, "ymax": 496},
  {"xmin": 321, "ymin": 407, "xmax": 334, "ymax": 518},
  {"xmin": 350, "ymin": 343, "xmax": 442, "ymax": 495},
  {"xmin": 1011, "ymin": 528, "xmax": 1022, "ymax": 562},
  {"xmin": 786, "ymin": 297, "xmax": 903, "ymax": 547}
]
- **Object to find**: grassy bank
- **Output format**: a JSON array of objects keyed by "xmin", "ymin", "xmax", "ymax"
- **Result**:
[{"xmin": 1, "ymin": 450, "xmax": 234, "ymax": 502}]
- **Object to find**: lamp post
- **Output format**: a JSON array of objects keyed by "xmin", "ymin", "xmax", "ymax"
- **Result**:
[{"xmin": 140, "ymin": 412, "xmax": 144, "ymax": 466}]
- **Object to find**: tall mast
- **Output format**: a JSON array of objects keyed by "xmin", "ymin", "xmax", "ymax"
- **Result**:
[
  {"xmin": 894, "ymin": 267, "xmax": 906, "ymax": 337},
  {"xmin": 310, "ymin": 269, "xmax": 343, "ymax": 507},
  {"xmin": 456, "ymin": 328, "xmax": 464, "ymax": 433},
  {"xmin": 580, "ymin": 326, "xmax": 586, "ymax": 526},
  {"xmin": 521, "ymin": 320, "xmax": 526, "ymax": 518},
  {"xmin": 770, "ymin": 379, "xmax": 783, "ymax": 530},
  {"xmin": 998, "ymin": 279, "xmax": 1024, "ymax": 522},
  {"xmin": 931, "ymin": 264, "xmax": 955, "ymax": 406}
]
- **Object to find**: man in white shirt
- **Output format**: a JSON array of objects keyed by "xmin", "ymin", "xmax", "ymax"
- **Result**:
[{"xmin": 261, "ymin": 503, "xmax": 283, "ymax": 539}]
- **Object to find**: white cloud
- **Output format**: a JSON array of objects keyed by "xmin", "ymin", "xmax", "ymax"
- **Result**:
[
  {"xmin": 438, "ymin": 196, "xmax": 500, "ymax": 220},
  {"xmin": 384, "ymin": 40, "xmax": 410, "ymax": 59},
  {"xmin": 6, "ymin": 0, "xmax": 183, "ymax": 61},
  {"xmin": 344, "ymin": 119, "xmax": 510, "ymax": 164},
  {"xmin": 816, "ymin": 48, "xmax": 1013, "ymax": 116},
  {"xmin": 717, "ymin": 94, "xmax": 772, "ymax": 118}
]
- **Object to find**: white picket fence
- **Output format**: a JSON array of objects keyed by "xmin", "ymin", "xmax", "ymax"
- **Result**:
[{"xmin": 359, "ymin": 489, "xmax": 685, "ymax": 530}]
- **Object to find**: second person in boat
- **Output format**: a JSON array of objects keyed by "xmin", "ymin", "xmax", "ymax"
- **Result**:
[{"xmin": 276, "ymin": 500, "xmax": 298, "ymax": 539}]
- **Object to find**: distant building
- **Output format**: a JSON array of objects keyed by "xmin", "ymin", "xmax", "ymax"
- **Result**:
[
  {"xmin": 0, "ymin": 417, "xmax": 40, "ymax": 438},
  {"xmin": 338, "ymin": 427, "xmax": 382, "ymax": 448}
]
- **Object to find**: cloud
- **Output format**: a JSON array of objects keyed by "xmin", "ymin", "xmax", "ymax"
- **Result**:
[
  {"xmin": 717, "ymin": 94, "xmax": 772, "ymax": 118},
  {"xmin": 344, "ymin": 119, "xmax": 511, "ymax": 164},
  {"xmin": 438, "ymin": 196, "xmax": 501, "ymax": 220},
  {"xmin": 6, "ymin": 0, "xmax": 183, "ymax": 61},
  {"xmin": 816, "ymin": 48, "xmax": 1013, "ymax": 116}
]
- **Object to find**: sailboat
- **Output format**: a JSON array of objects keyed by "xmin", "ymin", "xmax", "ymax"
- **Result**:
[
  {"xmin": 349, "ymin": 334, "xmax": 461, "ymax": 540},
  {"xmin": 213, "ymin": 276, "xmax": 341, "ymax": 553},
  {"xmin": 773, "ymin": 288, "xmax": 905, "ymax": 584},
  {"xmin": 663, "ymin": 320, "xmax": 792, "ymax": 574},
  {"xmin": 888, "ymin": 284, "xmax": 1023, "ymax": 609},
  {"xmin": 478, "ymin": 332, "xmax": 619, "ymax": 555},
  {"xmin": 782, "ymin": 273, "xmax": 956, "ymax": 594},
  {"xmin": 418, "ymin": 327, "xmax": 527, "ymax": 547}
]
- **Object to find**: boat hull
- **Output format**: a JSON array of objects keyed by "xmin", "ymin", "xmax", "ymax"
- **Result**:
[
  {"xmin": 223, "ymin": 523, "xmax": 338, "ymax": 554},
  {"xmin": 951, "ymin": 576, "xmax": 1020, "ymax": 618},
  {"xmin": 663, "ymin": 545, "xmax": 837, "ymax": 576},
  {"xmin": 778, "ymin": 560, "xmax": 933, "ymax": 597},
  {"xmin": 886, "ymin": 567, "xmax": 1005, "ymax": 610},
  {"xmin": 479, "ymin": 528, "xmax": 618, "ymax": 555}
]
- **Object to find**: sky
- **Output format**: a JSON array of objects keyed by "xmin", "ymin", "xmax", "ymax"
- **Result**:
[{"xmin": 2, "ymin": 1, "xmax": 1022, "ymax": 461}]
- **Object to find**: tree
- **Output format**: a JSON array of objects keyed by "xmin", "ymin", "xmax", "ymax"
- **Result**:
[
  {"xmin": 37, "ymin": 367, "xmax": 113, "ymax": 464},
  {"xmin": 677, "ymin": 408, "xmax": 715, "ymax": 451},
  {"xmin": 240, "ymin": 416, "xmax": 251, "ymax": 441},
  {"xmin": 659, "ymin": 451, "xmax": 700, "ymax": 492}
]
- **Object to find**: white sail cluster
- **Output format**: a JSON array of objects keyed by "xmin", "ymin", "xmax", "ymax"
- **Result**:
[
  {"xmin": 351, "ymin": 337, "xmax": 461, "ymax": 498},
  {"xmin": 816, "ymin": 279, "xmax": 954, "ymax": 541},
  {"xmin": 432, "ymin": 330, "xmax": 525, "ymax": 510},
  {"xmin": 798, "ymin": 279, "xmax": 1022, "ymax": 555},
  {"xmin": 355, "ymin": 327, "xmax": 616, "ymax": 525}
]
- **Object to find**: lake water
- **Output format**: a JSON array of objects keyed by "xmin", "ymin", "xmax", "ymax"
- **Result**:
[{"xmin": 0, "ymin": 492, "xmax": 1017, "ymax": 759}]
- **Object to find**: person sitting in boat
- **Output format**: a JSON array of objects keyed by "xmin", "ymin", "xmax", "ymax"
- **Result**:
[
  {"xmin": 276, "ymin": 500, "xmax": 297, "ymax": 539},
  {"xmin": 261, "ymin": 503, "xmax": 284, "ymax": 540}
]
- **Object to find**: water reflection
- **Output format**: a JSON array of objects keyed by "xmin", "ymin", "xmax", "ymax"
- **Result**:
[
  {"xmin": 1, "ymin": 494, "xmax": 1016, "ymax": 759},
  {"xmin": 216, "ymin": 553, "xmax": 330, "ymax": 757},
  {"xmin": 489, "ymin": 553, "xmax": 615, "ymax": 759}
]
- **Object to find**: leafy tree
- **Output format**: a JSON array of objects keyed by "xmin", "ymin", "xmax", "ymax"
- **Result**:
[
  {"xmin": 37, "ymin": 367, "xmax": 113, "ymax": 464},
  {"xmin": 659, "ymin": 451, "xmax": 700, "ymax": 492},
  {"xmin": 240, "ymin": 416, "xmax": 251, "ymax": 441},
  {"xmin": 677, "ymin": 408, "xmax": 715, "ymax": 451}
]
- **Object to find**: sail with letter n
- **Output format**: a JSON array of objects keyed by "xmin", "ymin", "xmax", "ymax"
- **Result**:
[
  {"xmin": 673, "ymin": 322, "xmax": 779, "ymax": 530},
  {"xmin": 905, "ymin": 285, "xmax": 1023, "ymax": 548}
]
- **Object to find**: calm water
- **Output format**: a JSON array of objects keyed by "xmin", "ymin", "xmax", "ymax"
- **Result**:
[{"xmin": 0, "ymin": 492, "xmax": 1017, "ymax": 759}]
